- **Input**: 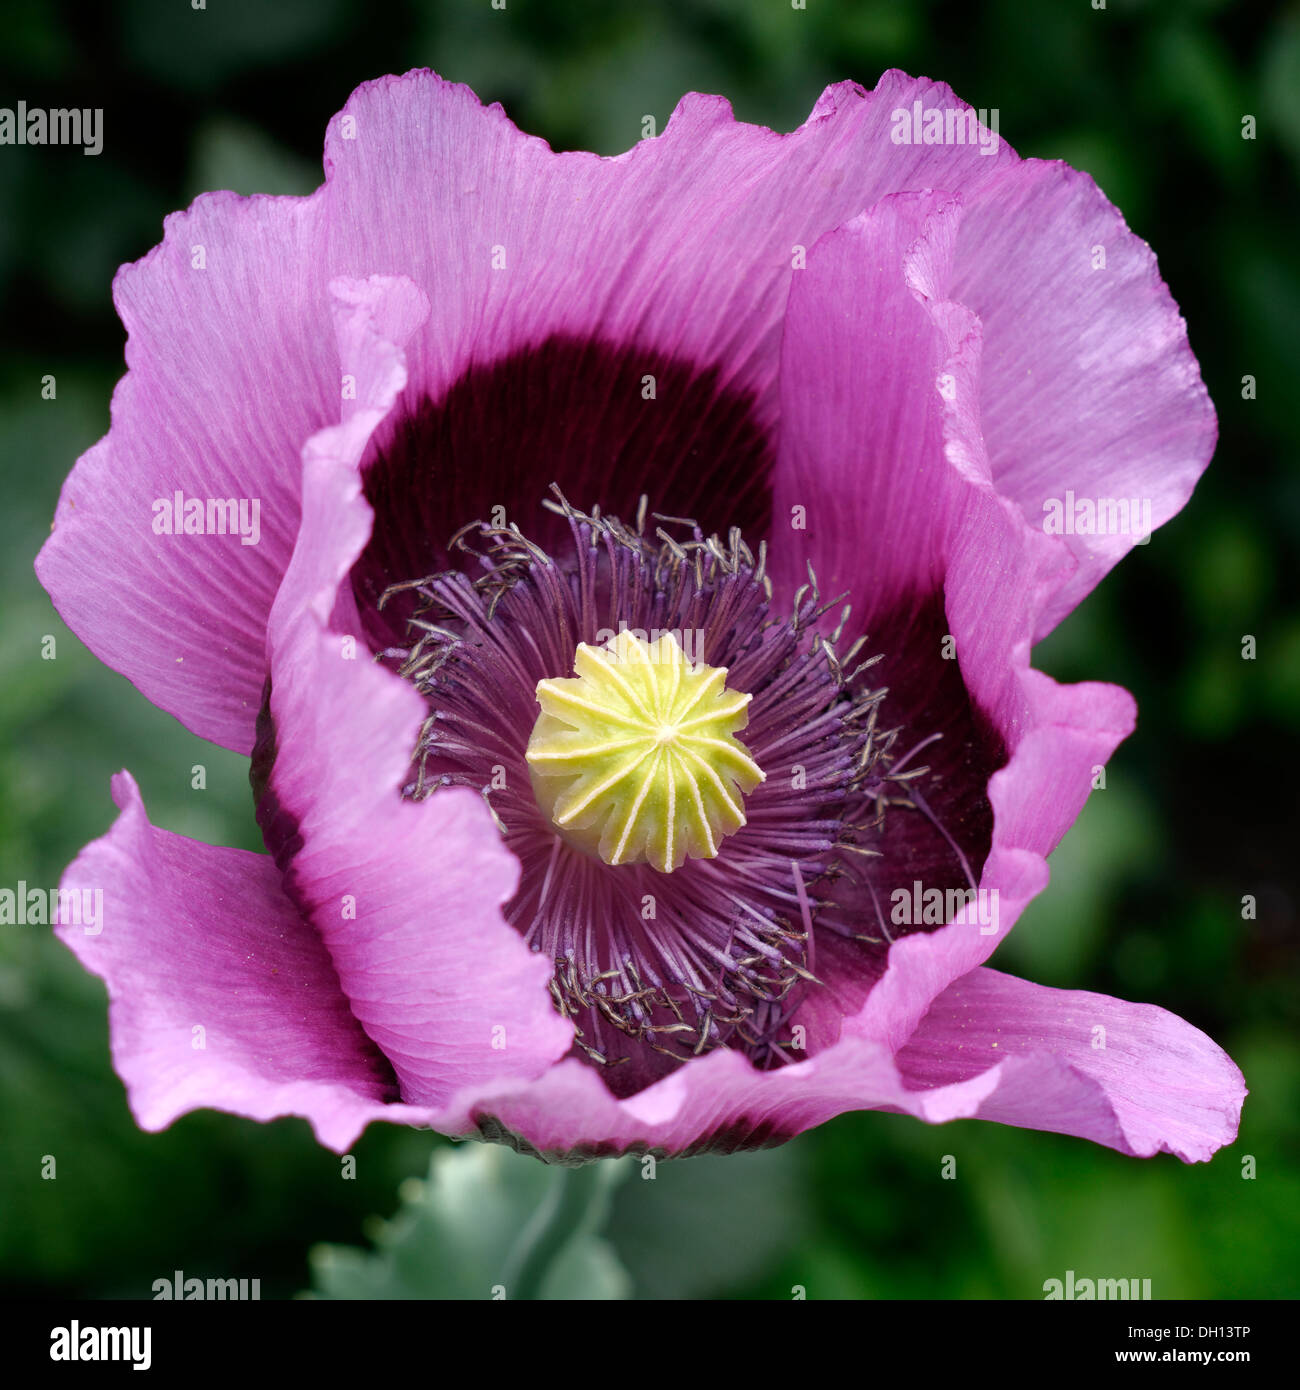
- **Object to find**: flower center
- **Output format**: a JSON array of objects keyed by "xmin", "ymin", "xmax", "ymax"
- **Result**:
[
  {"xmin": 525, "ymin": 629, "xmax": 765, "ymax": 873},
  {"xmin": 374, "ymin": 491, "xmax": 962, "ymax": 1091}
]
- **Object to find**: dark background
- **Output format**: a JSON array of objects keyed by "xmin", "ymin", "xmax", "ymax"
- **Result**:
[{"xmin": 0, "ymin": 0, "xmax": 1296, "ymax": 1298}]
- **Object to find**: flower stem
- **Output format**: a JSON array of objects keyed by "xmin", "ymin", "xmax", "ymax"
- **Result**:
[{"xmin": 502, "ymin": 1161, "xmax": 606, "ymax": 1300}]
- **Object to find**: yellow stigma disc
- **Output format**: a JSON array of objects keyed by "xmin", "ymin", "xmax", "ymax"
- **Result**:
[{"xmin": 525, "ymin": 629, "xmax": 765, "ymax": 873}]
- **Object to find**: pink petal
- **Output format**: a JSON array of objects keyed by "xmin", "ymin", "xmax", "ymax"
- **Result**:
[
  {"xmin": 38, "ymin": 70, "xmax": 1015, "ymax": 750},
  {"xmin": 36, "ymin": 192, "xmax": 336, "ymax": 752},
  {"xmin": 953, "ymin": 161, "xmax": 1217, "ymax": 635},
  {"xmin": 325, "ymin": 69, "xmax": 1014, "ymax": 424},
  {"xmin": 769, "ymin": 193, "xmax": 1137, "ymax": 1055},
  {"xmin": 895, "ymin": 967, "xmax": 1245, "ymax": 1161},
  {"xmin": 259, "ymin": 275, "xmax": 573, "ymax": 1105},
  {"xmin": 424, "ymin": 966, "xmax": 1242, "ymax": 1162},
  {"xmin": 342, "ymin": 70, "xmax": 1015, "ymax": 634},
  {"xmin": 440, "ymin": 1042, "xmax": 974, "ymax": 1160},
  {"xmin": 771, "ymin": 190, "xmax": 973, "ymax": 616},
  {"xmin": 56, "ymin": 772, "xmax": 435, "ymax": 1151}
]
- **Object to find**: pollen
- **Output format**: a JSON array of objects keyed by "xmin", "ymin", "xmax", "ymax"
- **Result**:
[{"xmin": 525, "ymin": 630, "xmax": 765, "ymax": 873}]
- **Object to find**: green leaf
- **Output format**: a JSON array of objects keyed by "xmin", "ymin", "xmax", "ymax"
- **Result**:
[
  {"xmin": 308, "ymin": 1142, "xmax": 632, "ymax": 1300},
  {"xmin": 607, "ymin": 1147, "xmax": 810, "ymax": 1298}
]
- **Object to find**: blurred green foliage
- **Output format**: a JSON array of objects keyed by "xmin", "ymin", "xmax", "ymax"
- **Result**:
[
  {"xmin": 310, "ymin": 1144, "xmax": 634, "ymax": 1300},
  {"xmin": 0, "ymin": 0, "xmax": 1295, "ymax": 1299}
]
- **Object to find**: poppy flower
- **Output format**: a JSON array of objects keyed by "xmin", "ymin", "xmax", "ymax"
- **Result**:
[{"xmin": 36, "ymin": 70, "xmax": 1244, "ymax": 1161}]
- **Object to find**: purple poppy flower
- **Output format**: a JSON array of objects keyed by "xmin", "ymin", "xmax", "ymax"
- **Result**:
[{"xmin": 36, "ymin": 70, "xmax": 1244, "ymax": 1162}]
